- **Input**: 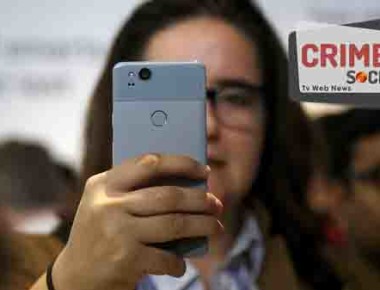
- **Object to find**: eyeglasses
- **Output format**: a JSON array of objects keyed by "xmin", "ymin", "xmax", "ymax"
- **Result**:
[{"xmin": 206, "ymin": 81, "xmax": 265, "ymax": 130}]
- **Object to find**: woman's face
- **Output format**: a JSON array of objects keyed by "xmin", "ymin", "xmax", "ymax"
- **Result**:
[{"xmin": 143, "ymin": 17, "xmax": 265, "ymax": 209}]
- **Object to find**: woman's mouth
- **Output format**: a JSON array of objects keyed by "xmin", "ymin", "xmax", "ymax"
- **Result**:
[
  {"xmin": 207, "ymin": 158, "xmax": 225, "ymax": 168},
  {"xmin": 207, "ymin": 149, "xmax": 226, "ymax": 168}
]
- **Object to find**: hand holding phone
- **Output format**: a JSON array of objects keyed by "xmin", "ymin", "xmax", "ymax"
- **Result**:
[{"xmin": 48, "ymin": 155, "xmax": 223, "ymax": 290}]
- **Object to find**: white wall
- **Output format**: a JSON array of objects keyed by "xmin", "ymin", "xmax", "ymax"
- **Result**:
[{"xmin": 0, "ymin": 0, "xmax": 141, "ymax": 169}]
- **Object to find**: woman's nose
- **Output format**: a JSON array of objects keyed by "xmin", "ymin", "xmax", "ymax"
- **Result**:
[{"xmin": 206, "ymin": 101, "xmax": 219, "ymax": 140}]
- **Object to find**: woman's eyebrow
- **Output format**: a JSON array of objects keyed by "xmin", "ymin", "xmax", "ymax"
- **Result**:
[{"xmin": 213, "ymin": 79, "xmax": 263, "ymax": 90}]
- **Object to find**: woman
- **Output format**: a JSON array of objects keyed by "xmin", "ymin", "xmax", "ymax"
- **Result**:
[{"xmin": 30, "ymin": 0, "xmax": 342, "ymax": 289}]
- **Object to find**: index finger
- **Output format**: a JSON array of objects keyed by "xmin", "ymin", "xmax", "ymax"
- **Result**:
[{"xmin": 106, "ymin": 154, "xmax": 210, "ymax": 196}]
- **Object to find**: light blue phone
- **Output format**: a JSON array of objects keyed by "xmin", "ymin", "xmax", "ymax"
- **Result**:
[{"xmin": 112, "ymin": 61, "xmax": 207, "ymax": 257}]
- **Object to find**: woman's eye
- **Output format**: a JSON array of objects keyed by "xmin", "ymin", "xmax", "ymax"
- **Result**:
[{"xmin": 221, "ymin": 94, "xmax": 252, "ymax": 106}]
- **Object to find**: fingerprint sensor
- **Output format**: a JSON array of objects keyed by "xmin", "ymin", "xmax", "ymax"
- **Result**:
[{"xmin": 151, "ymin": 110, "xmax": 168, "ymax": 127}]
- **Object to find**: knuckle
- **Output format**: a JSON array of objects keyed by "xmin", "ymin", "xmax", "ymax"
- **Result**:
[
  {"xmin": 151, "ymin": 187, "xmax": 183, "ymax": 210},
  {"xmin": 85, "ymin": 174, "xmax": 102, "ymax": 192},
  {"xmin": 136, "ymin": 153, "xmax": 161, "ymax": 169},
  {"xmin": 109, "ymin": 245, "xmax": 130, "ymax": 265},
  {"xmin": 149, "ymin": 187, "xmax": 169, "ymax": 205},
  {"xmin": 166, "ymin": 187, "xmax": 184, "ymax": 209},
  {"xmin": 169, "ymin": 214, "xmax": 186, "ymax": 238}
]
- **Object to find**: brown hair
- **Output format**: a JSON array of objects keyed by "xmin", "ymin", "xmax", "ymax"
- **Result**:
[{"xmin": 0, "ymin": 140, "xmax": 74, "ymax": 211}]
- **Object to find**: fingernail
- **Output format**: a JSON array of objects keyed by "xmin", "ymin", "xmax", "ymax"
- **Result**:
[
  {"xmin": 211, "ymin": 193, "xmax": 223, "ymax": 208},
  {"xmin": 136, "ymin": 153, "xmax": 160, "ymax": 166},
  {"xmin": 205, "ymin": 165, "xmax": 211, "ymax": 173},
  {"xmin": 207, "ymin": 193, "xmax": 224, "ymax": 215},
  {"xmin": 215, "ymin": 197, "xmax": 223, "ymax": 208},
  {"xmin": 215, "ymin": 199, "xmax": 224, "ymax": 216},
  {"xmin": 217, "ymin": 220, "xmax": 225, "ymax": 233}
]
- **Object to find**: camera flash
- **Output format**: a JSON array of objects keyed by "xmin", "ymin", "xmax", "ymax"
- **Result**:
[{"xmin": 128, "ymin": 72, "xmax": 135, "ymax": 77}]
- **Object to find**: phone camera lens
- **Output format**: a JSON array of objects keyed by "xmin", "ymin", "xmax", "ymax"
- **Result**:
[{"xmin": 139, "ymin": 68, "xmax": 151, "ymax": 80}]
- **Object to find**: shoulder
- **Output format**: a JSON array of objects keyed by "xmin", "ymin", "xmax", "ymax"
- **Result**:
[
  {"xmin": 250, "ymin": 204, "xmax": 309, "ymax": 290},
  {"xmin": 258, "ymin": 234, "xmax": 310, "ymax": 290}
]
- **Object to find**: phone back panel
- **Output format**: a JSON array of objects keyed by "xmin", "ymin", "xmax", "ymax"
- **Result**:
[
  {"xmin": 112, "ymin": 62, "xmax": 207, "ymax": 256},
  {"xmin": 113, "ymin": 62, "xmax": 206, "ymax": 167}
]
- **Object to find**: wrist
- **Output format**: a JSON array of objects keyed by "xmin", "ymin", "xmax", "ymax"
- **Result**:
[
  {"xmin": 50, "ymin": 246, "xmax": 139, "ymax": 290},
  {"xmin": 46, "ymin": 262, "xmax": 56, "ymax": 290},
  {"xmin": 50, "ymin": 247, "xmax": 79, "ymax": 290}
]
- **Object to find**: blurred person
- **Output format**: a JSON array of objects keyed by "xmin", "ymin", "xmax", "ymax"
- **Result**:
[
  {"xmin": 0, "ymin": 141, "xmax": 68, "ymax": 290},
  {"xmin": 0, "ymin": 203, "xmax": 63, "ymax": 290},
  {"xmin": 317, "ymin": 109, "xmax": 380, "ymax": 288},
  {"xmin": 29, "ymin": 1, "xmax": 342, "ymax": 290},
  {"xmin": 287, "ymin": 105, "xmax": 347, "ymax": 249},
  {"xmin": 0, "ymin": 140, "xmax": 76, "ymax": 234},
  {"xmin": 306, "ymin": 117, "xmax": 347, "ymax": 246}
]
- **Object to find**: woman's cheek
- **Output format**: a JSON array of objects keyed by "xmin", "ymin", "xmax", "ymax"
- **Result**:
[{"xmin": 227, "ymin": 135, "xmax": 262, "ymax": 194}]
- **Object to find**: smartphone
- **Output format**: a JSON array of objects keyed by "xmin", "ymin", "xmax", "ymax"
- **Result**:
[{"xmin": 112, "ymin": 61, "xmax": 207, "ymax": 257}]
